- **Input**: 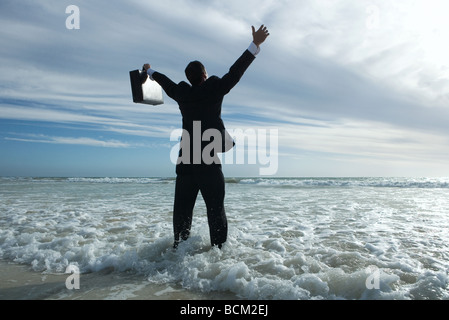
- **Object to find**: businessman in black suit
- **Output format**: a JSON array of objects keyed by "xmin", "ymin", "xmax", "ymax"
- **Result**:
[{"xmin": 143, "ymin": 25, "xmax": 269, "ymax": 249}]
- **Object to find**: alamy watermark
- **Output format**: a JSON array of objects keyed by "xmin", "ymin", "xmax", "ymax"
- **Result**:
[
  {"xmin": 65, "ymin": 264, "xmax": 80, "ymax": 290},
  {"xmin": 170, "ymin": 122, "xmax": 279, "ymax": 176},
  {"xmin": 66, "ymin": 5, "xmax": 80, "ymax": 30},
  {"xmin": 365, "ymin": 265, "xmax": 380, "ymax": 290},
  {"xmin": 365, "ymin": 4, "xmax": 380, "ymax": 30}
]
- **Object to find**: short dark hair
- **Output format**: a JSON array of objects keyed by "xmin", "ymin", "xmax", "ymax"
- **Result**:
[{"xmin": 185, "ymin": 61, "xmax": 206, "ymax": 85}]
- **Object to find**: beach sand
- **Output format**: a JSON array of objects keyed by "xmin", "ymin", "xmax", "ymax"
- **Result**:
[{"xmin": 0, "ymin": 260, "xmax": 237, "ymax": 300}]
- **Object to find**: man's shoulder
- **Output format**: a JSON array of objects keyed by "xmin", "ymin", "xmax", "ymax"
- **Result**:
[
  {"xmin": 204, "ymin": 76, "xmax": 221, "ymax": 85},
  {"xmin": 176, "ymin": 81, "xmax": 193, "ymax": 94},
  {"xmin": 178, "ymin": 81, "xmax": 191, "ymax": 88}
]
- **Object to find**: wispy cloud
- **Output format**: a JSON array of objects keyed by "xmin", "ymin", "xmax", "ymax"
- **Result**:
[{"xmin": 5, "ymin": 134, "xmax": 130, "ymax": 148}]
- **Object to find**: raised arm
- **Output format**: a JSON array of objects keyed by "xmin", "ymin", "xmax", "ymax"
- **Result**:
[
  {"xmin": 215, "ymin": 25, "xmax": 270, "ymax": 96},
  {"xmin": 141, "ymin": 25, "xmax": 270, "ymax": 99}
]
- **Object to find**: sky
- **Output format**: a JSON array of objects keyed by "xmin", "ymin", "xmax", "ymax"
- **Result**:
[{"xmin": 1, "ymin": 0, "xmax": 449, "ymax": 178}]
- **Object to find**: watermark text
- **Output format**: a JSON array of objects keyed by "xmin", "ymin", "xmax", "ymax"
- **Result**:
[
  {"xmin": 366, "ymin": 5, "xmax": 380, "ymax": 30},
  {"xmin": 365, "ymin": 265, "xmax": 380, "ymax": 290},
  {"xmin": 66, "ymin": 5, "xmax": 80, "ymax": 30},
  {"xmin": 170, "ymin": 122, "xmax": 278, "ymax": 176},
  {"xmin": 65, "ymin": 264, "xmax": 80, "ymax": 290}
]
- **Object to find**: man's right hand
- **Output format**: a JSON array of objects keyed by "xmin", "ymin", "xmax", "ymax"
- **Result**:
[{"xmin": 252, "ymin": 25, "xmax": 270, "ymax": 47}]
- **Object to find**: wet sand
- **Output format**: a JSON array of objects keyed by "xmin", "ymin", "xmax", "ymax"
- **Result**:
[{"xmin": 0, "ymin": 260, "xmax": 237, "ymax": 300}]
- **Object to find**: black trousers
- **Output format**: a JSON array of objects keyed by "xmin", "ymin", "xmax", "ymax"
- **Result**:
[{"xmin": 173, "ymin": 166, "xmax": 227, "ymax": 248}]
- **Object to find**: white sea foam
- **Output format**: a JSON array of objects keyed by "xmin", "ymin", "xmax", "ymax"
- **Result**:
[{"xmin": 1, "ymin": 177, "xmax": 449, "ymax": 299}]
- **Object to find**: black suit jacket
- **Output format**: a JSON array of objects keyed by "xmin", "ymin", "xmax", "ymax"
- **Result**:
[{"xmin": 152, "ymin": 49, "xmax": 256, "ymax": 174}]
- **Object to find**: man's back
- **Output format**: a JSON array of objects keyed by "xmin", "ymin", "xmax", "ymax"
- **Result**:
[
  {"xmin": 152, "ymin": 49, "xmax": 256, "ymax": 123},
  {"xmin": 151, "ymin": 49, "xmax": 257, "ymax": 172}
]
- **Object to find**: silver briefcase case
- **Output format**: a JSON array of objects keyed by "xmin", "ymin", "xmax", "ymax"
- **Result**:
[{"xmin": 129, "ymin": 69, "xmax": 164, "ymax": 105}]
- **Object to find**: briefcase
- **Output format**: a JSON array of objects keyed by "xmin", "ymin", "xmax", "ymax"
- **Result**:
[{"xmin": 129, "ymin": 69, "xmax": 164, "ymax": 105}]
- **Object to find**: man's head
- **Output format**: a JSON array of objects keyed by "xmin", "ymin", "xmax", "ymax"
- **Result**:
[{"xmin": 185, "ymin": 61, "xmax": 207, "ymax": 86}]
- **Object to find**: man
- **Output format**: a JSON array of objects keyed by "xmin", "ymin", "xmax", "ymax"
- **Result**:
[{"xmin": 143, "ymin": 25, "xmax": 269, "ymax": 249}]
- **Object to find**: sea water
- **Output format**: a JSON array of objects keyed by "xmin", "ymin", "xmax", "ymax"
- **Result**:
[{"xmin": 0, "ymin": 177, "xmax": 448, "ymax": 300}]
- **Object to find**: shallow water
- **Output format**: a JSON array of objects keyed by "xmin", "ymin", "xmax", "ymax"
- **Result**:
[{"xmin": 1, "ymin": 177, "xmax": 448, "ymax": 300}]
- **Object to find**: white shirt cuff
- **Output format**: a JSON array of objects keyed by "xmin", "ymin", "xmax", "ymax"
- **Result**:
[
  {"xmin": 248, "ymin": 42, "xmax": 260, "ymax": 56},
  {"xmin": 146, "ymin": 68, "xmax": 156, "ymax": 80}
]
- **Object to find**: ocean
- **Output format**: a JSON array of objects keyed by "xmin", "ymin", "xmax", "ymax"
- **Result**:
[{"xmin": 1, "ymin": 176, "xmax": 448, "ymax": 300}]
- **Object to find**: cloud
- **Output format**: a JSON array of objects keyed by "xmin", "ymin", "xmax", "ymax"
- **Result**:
[
  {"xmin": 0, "ymin": 102, "xmax": 179, "ymax": 141},
  {"xmin": 279, "ymin": 119, "xmax": 449, "ymax": 163},
  {"xmin": 5, "ymin": 135, "xmax": 130, "ymax": 148},
  {"xmin": 0, "ymin": 103, "xmax": 130, "ymax": 128}
]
